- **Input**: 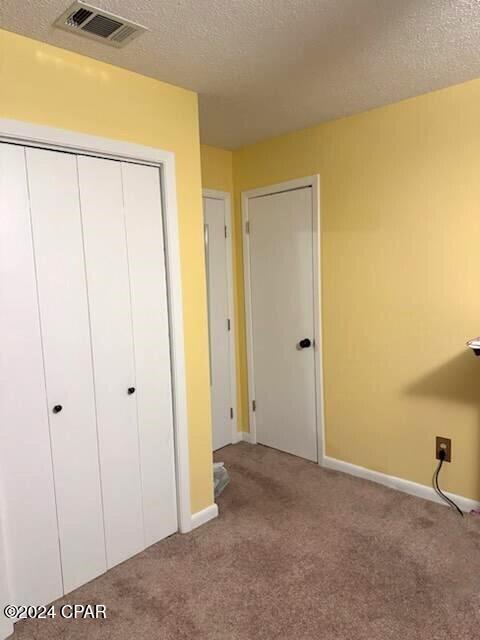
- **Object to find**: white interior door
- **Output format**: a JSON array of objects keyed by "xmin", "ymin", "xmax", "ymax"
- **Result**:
[
  {"xmin": 122, "ymin": 162, "xmax": 177, "ymax": 546},
  {"xmin": 247, "ymin": 187, "xmax": 317, "ymax": 461},
  {"xmin": 77, "ymin": 156, "xmax": 144, "ymax": 568},
  {"xmin": 26, "ymin": 147, "xmax": 107, "ymax": 593},
  {"xmin": 203, "ymin": 196, "xmax": 233, "ymax": 451},
  {"xmin": 0, "ymin": 144, "xmax": 63, "ymax": 607}
]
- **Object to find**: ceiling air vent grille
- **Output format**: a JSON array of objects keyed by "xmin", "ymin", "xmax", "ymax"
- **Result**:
[
  {"xmin": 81, "ymin": 14, "xmax": 123, "ymax": 38},
  {"xmin": 66, "ymin": 7, "xmax": 93, "ymax": 27},
  {"xmin": 54, "ymin": 1, "xmax": 148, "ymax": 48},
  {"xmin": 111, "ymin": 25, "xmax": 137, "ymax": 43}
]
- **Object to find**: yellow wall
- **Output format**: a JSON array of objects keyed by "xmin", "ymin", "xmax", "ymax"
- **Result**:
[
  {"xmin": 200, "ymin": 145, "xmax": 234, "ymax": 193},
  {"xmin": 0, "ymin": 29, "xmax": 213, "ymax": 513},
  {"xmin": 228, "ymin": 78, "xmax": 480, "ymax": 500},
  {"xmin": 7, "ymin": 27, "xmax": 480, "ymax": 506}
]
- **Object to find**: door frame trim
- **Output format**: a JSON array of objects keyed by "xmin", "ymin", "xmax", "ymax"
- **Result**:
[
  {"xmin": 0, "ymin": 118, "xmax": 193, "ymax": 534},
  {"xmin": 241, "ymin": 175, "xmax": 325, "ymax": 463},
  {"xmin": 202, "ymin": 189, "xmax": 238, "ymax": 444}
]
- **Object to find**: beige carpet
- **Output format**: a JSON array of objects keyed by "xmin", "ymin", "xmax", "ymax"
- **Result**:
[{"xmin": 12, "ymin": 442, "xmax": 480, "ymax": 639}]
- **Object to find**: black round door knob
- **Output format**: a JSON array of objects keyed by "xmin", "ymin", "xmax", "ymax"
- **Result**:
[
  {"xmin": 52, "ymin": 405, "xmax": 63, "ymax": 414},
  {"xmin": 127, "ymin": 387, "xmax": 136, "ymax": 395},
  {"xmin": 298, "ymin": 338, "xmax": 312, "ymax": 349}
]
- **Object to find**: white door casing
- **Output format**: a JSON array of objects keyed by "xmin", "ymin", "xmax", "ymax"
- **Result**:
[
  {"xmin": 203, "ymin": 191, "xmax": 237, "ymax": 449},
  {"xmin": 0, "ymin": 117, "xmax": 192, "ymax": 534},
  {"xmin": 0, "ymin": 120, "xmax": 199, "ymax": 636},
  {"xmin": 242, "ymin": 177, "xmax": 325, "ymax": 462}
]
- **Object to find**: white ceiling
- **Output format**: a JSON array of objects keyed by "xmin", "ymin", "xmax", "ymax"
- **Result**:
[{"xmin": 2, "ymin": 1, "xmax": 480, "ymax": 148}]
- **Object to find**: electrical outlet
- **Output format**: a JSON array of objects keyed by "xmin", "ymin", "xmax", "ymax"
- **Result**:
[{"xmin": 436, "ymin": 436, "xmax": 451, "ymax": 463}]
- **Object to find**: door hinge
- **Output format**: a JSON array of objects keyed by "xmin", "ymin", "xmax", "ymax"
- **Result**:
[
  {"xmin": 227, "ymin": 318, "xmax": 231, "ymax": 331},
  {"xmin": 224, "ymin": 225, "xmax": 227, "ymax": 238},
  {"xmin": 230, "ymin": 407, "xmax": 234, "ymax": 419},
  {"xmin": 246, "ymin": 220, "xmax": 250, "ymax": 234},
  {"xmin": 252, "ymin": 400, "xmax": 256, "ymax": 412}
]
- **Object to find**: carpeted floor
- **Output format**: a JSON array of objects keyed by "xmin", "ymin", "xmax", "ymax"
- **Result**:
[{"xmin": 12, "ymin": 442, "xmax": 480, "ymax": 639}]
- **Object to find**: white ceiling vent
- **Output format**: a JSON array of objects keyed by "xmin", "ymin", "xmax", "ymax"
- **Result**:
[{"xmin": 54, "ymin": 1, "xmax": 148, "ymax": 48}]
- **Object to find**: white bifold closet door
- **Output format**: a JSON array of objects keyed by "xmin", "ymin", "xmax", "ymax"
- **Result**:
[
  {"xmin": 26, "ymin": 148, "xmax": 107, "ymax": 593},
  {"xmin": 121, "ymin": 162, "xmax": 177, "ymax": 547},
  {"xmin": 0, "ymin": 144, "xmax": 64, "ymax": 606},
  {"xmin": 77, "ymin": 156, "xmax": 144, "ymax": 567},
  {"xmin": 0, "ymin": 142, "xmax": 177, "ymax": 613},
  {"xmin": 77, "ymin": 155, "xmax": 177, "ymax": 566}
]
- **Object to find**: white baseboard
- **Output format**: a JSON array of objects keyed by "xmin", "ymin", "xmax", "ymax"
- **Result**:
[
  {"xmin": 323, "ymin": 456, "xmax": 479, "ymax": 513},
  {"xmin": 190, "ymin": 503, "xmax": 219, "ymax": 530},
  {"xmin": 236, "ymin": 431, "xmax": 254, "ymax": 444}
]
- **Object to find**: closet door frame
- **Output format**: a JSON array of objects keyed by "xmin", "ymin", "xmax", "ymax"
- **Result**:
[{"xmin": 0, "ymin": 118, "xmax": 192, "ymax": 536}]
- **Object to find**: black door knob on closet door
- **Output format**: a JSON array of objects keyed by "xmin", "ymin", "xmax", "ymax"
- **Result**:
[
  {"xmin": 298, "ymin": 338, "xmax": 312, "ymax": 349},
  {"xmin": 52, "ymin": 405, "xmax": 63, "ymax": 414},
  {"xmin": 127, "ymin": 387, "xmax": 136, "ymax": 395}
]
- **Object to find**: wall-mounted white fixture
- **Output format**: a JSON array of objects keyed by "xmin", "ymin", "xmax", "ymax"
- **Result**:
[
  {"xmin": 54, "ymin": 1, "xmax": 148, "ymax": 48},
  {"xmin": 467, "ymin": 337, "xmax": 480, "ymax": 356}
]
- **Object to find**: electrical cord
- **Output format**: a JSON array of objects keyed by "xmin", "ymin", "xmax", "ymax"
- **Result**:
[{"xmin": 432, "ymin": 449, "xmax": 463, "ymax": 517}]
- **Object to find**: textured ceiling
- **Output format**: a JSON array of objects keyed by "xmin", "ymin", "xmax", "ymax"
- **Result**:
[{"xmin": 1, "ymin": 1, "xmax": 480, "ymax": 148}]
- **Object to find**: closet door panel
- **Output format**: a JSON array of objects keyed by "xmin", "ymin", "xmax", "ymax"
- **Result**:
[
  {"xmin": 122, "ymin": 163, "xmax": 177, "ymax": 546},
  {"xmin": 0, "ymin": 516, "xmax": 13, "ymax": 638},
  {"xmin": 26, "ymin": 147, "xmax": 106, "ymax": 594},
  {"xmin": 77, "ymin": 156, "xmax": 144, "ymax": 567},
  {"xmin": 0, "ymin": 144, "xmax": 63, "ymax": 606}
]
